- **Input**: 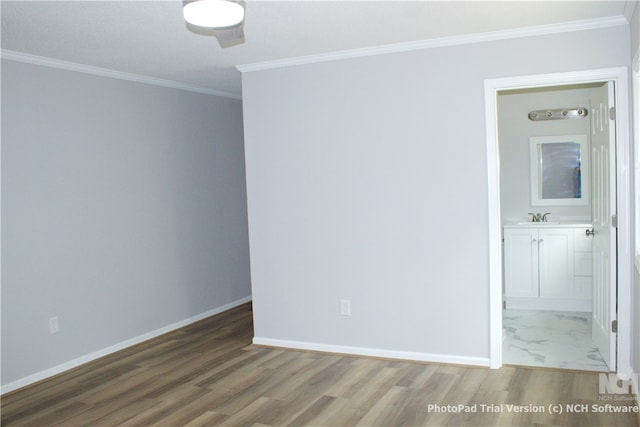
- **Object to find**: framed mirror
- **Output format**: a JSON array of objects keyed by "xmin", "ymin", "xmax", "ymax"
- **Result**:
[{"xmin": 529, "ymin": 134, "xmax": 589, "ymax": 206}]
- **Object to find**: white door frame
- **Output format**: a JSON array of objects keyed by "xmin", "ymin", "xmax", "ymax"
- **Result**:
[
  {"xmin": 484, "ymin": 67, "xmax": 632, "ymax": 377},
  {"xmin": 632, "ymin": 54, "xmax": 640, "ymax": 384},
  {"xmin": 633, "ymin": 53, "xmax": 640, "ymax": 276}
]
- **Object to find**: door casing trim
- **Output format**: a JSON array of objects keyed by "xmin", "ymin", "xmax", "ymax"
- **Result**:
[{"xmin": 484, "ymin": 67, "xmax": 632, "ymax": 376}]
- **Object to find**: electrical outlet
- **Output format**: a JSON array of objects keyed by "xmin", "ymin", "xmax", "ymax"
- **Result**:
[
  {"xmin": 49, "ymin": 316, "xmax": 60, "ymax": 334},
  {"xmin": 340, "ymin": 299, "xmax": 351, "ymax": 316}
]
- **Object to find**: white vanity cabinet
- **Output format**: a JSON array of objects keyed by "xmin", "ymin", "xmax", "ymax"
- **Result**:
[{"xmin": 503, "ymin": 223, "xmax": 592, "ymax": 311}]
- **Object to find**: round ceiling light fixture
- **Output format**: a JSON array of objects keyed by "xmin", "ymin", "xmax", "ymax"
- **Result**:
[{"xmin": 183, "ymin": 0, "xmax": 244, "ymax": 28}]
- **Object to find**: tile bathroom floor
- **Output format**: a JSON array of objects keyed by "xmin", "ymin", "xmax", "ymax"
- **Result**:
[{"xmin": 503, "ymin": 309, "xmax": 609, "ymax": 372}]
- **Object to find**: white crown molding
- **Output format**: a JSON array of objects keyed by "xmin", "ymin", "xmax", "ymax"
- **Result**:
[
  {"xmin": 0, "ymin": 49, "xmax": 242, "ymax": 100},
  {"xmin": 237, "ymin": 15, "xmax": 628, "ymax": 73}
]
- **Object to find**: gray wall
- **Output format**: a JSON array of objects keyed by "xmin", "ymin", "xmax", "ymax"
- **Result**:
[
  {"xmin": 1, "ymin": 59, "xmax": 251, "ymax": 387},
  {"xmin": 241, "ymin": 25, "xmax": 630, "ymax": 362},
  {"xmin": 498, "ymin": 86, "xmax": 594, "ymax": 223}
]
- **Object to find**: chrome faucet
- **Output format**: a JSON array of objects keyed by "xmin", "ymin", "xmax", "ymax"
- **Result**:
[{"xmin": 527, "ymin": 212, "xmax": 551, "ymax": 222}]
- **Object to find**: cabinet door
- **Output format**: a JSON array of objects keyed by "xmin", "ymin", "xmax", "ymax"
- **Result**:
[
  {"xmin": 538, "ymin": 229, "xmax": 574, "ymax": 299},
  {"xmin": 504, "ymin": 229, "xmax": 539, "ymax": 298}
]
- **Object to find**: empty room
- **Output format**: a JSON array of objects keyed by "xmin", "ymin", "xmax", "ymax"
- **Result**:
[{"xmin": 2, "ymin": 1, "xmax": 640, "ymax": 426}]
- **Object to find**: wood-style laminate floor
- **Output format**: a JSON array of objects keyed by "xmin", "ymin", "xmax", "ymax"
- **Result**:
[{"xmin": 2, "ymin": 303, "xmax": 639, "ymax": 426}]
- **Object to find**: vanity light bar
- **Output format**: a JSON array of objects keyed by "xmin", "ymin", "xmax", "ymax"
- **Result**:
[{"xmin": 528, "ymin": 107, "xmax": 588, "ymax": 121}]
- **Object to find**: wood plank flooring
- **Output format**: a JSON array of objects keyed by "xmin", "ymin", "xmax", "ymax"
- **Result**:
[{"xmin": 2, "ymin": 303, "xmax": 639, "ymax": 426}]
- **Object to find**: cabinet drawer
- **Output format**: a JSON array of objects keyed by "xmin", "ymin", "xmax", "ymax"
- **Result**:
[
  {"xmin": 575, "ymin": 252, "xmax": 592, "ymax": 276},
  {"xmin": 575, "ymin": 276, "xmax": 592, "ymax": 299},
  {"xmin": 574, "ymin": 228, "xmax": 593, "ymax": 252}
]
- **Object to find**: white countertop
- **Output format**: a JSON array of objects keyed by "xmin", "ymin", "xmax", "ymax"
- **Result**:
[{"xmin": 503, "ymin": 221, "xmax": 592, "ymax": 228}]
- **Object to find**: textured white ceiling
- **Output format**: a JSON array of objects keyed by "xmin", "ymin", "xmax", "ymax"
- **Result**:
[{"xmin": 1, "ymin": 1, "xmax": 633, "ymax": 99}]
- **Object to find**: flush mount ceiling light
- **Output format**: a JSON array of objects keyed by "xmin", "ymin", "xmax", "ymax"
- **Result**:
[{"xmin": 183, "ymin": 0, "xmax": 244, "ymax": 28}]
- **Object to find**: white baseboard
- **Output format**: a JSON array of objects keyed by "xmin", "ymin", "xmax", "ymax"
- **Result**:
[
  {"xmin": 252, "ymin": 337, "xmax": 490, "ymax": 368},
  {"xmin": 1, "ymin": 296, "xmax": 252, "ymax": 395}
]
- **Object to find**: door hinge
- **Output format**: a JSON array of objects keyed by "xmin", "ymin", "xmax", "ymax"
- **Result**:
[
  {"xmin": 609, "ymin": 107, "xmax": 616, "ymax": 120},
  {"xmin": 612, "ymin": 214, "xmax": 618, "ymax": 228},
  {"xmin": 612, "ymin": 320, "xmax": 618, "ymax": 333}
]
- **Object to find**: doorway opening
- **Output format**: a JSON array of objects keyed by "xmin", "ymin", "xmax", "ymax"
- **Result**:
[
  {"xmin": 499, "ymin": 83, "xmax": 608, "ymax": 371},
  {"xmin": 485, "ymin": 68, "xmax": 632, "ymax": 376}
]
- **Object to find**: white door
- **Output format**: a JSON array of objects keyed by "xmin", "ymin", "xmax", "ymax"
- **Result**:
[{"xmin": 590, "ymin": 82, "xmax": 617, "ymax": 371}]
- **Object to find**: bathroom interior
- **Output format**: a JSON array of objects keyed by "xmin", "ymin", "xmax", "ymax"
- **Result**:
[{"xmin": 498, "ymin": 82, "xmax": 612, "ymax": 372}]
